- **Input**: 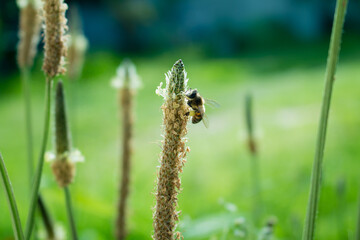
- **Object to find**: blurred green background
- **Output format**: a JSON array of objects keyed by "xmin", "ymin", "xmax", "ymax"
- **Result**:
[{"xmin": 1, "ymin": 0, "xmax": 360, "ymax": 239}]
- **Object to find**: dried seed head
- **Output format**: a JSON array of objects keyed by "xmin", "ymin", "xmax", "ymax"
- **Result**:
[
  {"xmin": 42, "ymin": 0, "xmax": 68, "ymax": 78},
  {"xmin": 17, "ymin": 1, "xmax": 42, "ymax": 69},
  {"xmin": 153, "ymin": 59, "xmax": 190, "ymax": 240},
  {"xmin": 51, "ymin": 154, "xmax": 75, "ymax": 187}
]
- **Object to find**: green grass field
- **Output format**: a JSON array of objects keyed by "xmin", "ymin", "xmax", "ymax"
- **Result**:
[{"xmin": 1, "ymin": 48, "xmax": 360, "ymax": 240}]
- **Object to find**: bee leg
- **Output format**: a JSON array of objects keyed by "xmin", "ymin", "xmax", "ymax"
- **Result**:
[{"xmin": 185, "ymin": 110, "xmax": 195, "ymax": 117}]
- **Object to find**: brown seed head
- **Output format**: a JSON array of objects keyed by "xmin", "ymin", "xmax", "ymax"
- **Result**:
[
  {"xmin": 42, "ymin": 0, "xmax": 68, "ymax": 78},
  {"xmin": 17, "ymin": 2, "xmax": 42, "ymax": 69},
  {"xmin": 51, "ymin": 154, "xmax": 75, "ymax": 187}
]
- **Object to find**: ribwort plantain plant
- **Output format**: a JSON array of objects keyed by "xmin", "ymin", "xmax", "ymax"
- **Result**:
[
  {"xmin": 111, "ymin": 59, "xmax": 141, "ymax": 240},
  {"xmin": 153, "ymin": 59, "xmax": 190, "ymax": 240},
  {"xmin": 25, "ymin": 0, "xmax": 68, "ymax": 238},
  {"xmin": 302, "ymin": 0, "xmax": 348, "ymax": 239},
  {"xmin": 17, "ymin": 0, "xmax": 55, "ymax": 238},
  {"xmin": 46, "ymin": 81, "xmax": 83, "ymax": 240}
]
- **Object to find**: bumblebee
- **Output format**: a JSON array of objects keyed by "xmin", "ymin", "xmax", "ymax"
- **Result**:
[{"xmin": 185, "ymin": 89, "xmax": 219, "ymax": 127}]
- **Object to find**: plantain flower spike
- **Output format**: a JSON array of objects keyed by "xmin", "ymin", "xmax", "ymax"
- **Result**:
[
  {"xmin": 67, "ymin": 6, "xmax": 88, "ymax": 81},
  {"xmin": 17, "ymin": 0, "xmax": 42, "ymax": 69},
  {"xmin": 46, "ymin": 81, "xmax": 84, "ymax": 187},
  {"xmin": 111, "ymin": 59, "xmax": 141, "ymax": 240},
  {"xmin": 153, "ymin": 59, "xmax": 190, "ymax": 240},
  {"xmin": 111, "ymin": 59, "xmax": 142, "ymax": 90},
  {"xmin": 42, "ymin": 0, "xmax": 68, "ymax": 78}
]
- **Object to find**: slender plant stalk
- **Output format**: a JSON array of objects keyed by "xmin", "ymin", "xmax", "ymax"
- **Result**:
[
  {"xmin": 21, "ymin": 67, "xmax": 56, "ymax": 240},
  {"xmin": 25, "ymin": 0, "xmax": 68, "ymax": 236},
  {"xmin": 244, "ymin": 93, "xmax": 262, "ymax": 224},
  {"xmin": 22, "ymin": 0, "xmax": 68, "ymax": 237},
  {"xmin": 37, "ymin": 196, "xmax": 55, "ymax": 239},
  {"xmin": 21, "ymin": 67, "xmax": 34, "ymax": 180},
  {"xmin": 117, "ymin": 84, "xmax": 133, "ymax": 239},
  {"xmin": 302, "ymin": 0, "xmax": 348, "ymax": 239},
  {"xmin": 153, "ymin": 59, "xmax": 190, "ymax": 240},
  {"xmin": 0, "ymin": 153, "xmax": 25, "ymax": 240},
  {"xmin": 64, "ymin": 187, "xmax": 78, "ymax": 240},
  {"xmin": 25, "ymin": 78, "xmax": 53, "ymax": 240},
  {"xmin": 20, "ymin": 66, "xmax": 39, "ymax": 237}
]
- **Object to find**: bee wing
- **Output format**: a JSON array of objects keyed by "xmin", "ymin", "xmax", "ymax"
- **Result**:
[
  {"xmin": 204, "ymin": 98, "xmax": 220, "ymax": 108},
  {"xmin": 202, "ymin": 113, "xmax": 209, "ymax": 128}
]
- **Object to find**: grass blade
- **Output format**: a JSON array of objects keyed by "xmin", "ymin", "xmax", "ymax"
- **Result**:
[
  {"xmin": 0, "ymin": 153, "xmax": 25, "ymax": 240},
  {"xmin": 302, "ymin": 0, "xmax": 348, "ymax": 239}
]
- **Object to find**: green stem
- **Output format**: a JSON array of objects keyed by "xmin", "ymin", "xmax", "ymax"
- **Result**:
[
  {"xmin": 21, "ymin": 67, "xmax": 34, "ymax": 184},
  {"xmin": 0, "ymin": 154, "xmax": 25, "ymax": 240},
  {"xmin": 25, "ymin": 77, "xmax": 53, "ymax": 240},
  {"xmin": 356, "ymin": 187, "xmax": 360, "ymax": 240},
  {"xmin": 21, "ymin": 68, "xmax": 56, "ymax": 240},
  {"xmin": 64, "ymin": 187, "xmax": 78, "ymax": 240},
  {"xmin": 302, "ymin": 0, "xmax": 348, "ymax": 239}
]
